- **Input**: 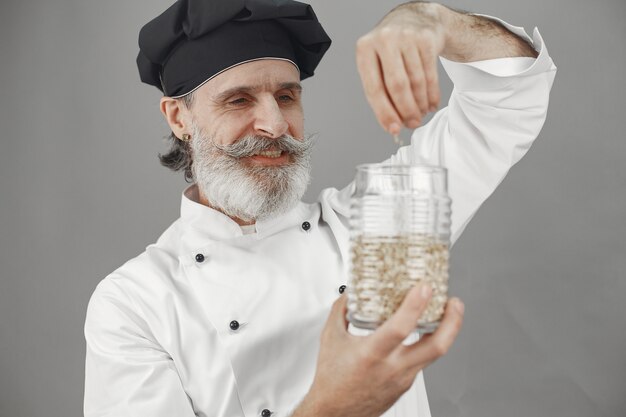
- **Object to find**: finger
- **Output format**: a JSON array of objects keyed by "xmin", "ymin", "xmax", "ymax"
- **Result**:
[
  {"xmin": 356, "ymin": 40, "xmax": 403, "ymax": 134},
  {"xmin": 377, "ymin": 45, "xmax": 423, "ymax": 128},
  {"xmin": 400, "ymin": 297, "xmax": 465, "ymax": 367},
  {"xmin": 319, "ymin": 294, "xmax": 348, "ymax": 344},
  {"xmin": 329, "ymin": 294, "xmax": 349, "ymax": 333},
  {"xmin": 368, "ymin": 284, "xmax": 432, "ymax": 358},
  {"xmin": 401, "ymin": 45, "xmax": 430, "ymax": 119},
  {"xmin": 418, "ymin": 44, "xmax": 440, "ymax": 112}
]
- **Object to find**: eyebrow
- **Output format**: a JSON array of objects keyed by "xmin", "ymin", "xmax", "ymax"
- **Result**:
[{"xmin": 213, "ymin": 82, "xmax": 303, "ymax": 103}]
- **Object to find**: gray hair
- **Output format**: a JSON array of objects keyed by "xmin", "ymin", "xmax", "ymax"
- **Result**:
[{"xmin": 158, "ymin": 93, "xmax": 196, "ymax": 182}]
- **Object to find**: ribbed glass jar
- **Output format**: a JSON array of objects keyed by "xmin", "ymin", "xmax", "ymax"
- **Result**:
[{"xmin": 347, "ymin": 164, "xmax": 452, "ymax": 333}]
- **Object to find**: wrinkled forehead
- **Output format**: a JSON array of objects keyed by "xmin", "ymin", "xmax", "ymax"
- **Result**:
[{"xmin": 199, "ymin": 59, "xmax": 302, "ymax": 97}]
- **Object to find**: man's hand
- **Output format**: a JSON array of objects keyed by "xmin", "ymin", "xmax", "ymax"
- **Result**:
[
  {"xmin": 291, "ymin": 284, "xmax": 465, "ymax": 417},
  {"xmin": 356, "ymin": 2, "xmax": 445, "ymax": 135},
  {"xmin": 356, "ymin": 2, "xmax": 538, "ymax": 135}
]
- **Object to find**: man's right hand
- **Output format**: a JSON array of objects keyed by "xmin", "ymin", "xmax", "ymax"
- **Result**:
[{"xmin": 292, "ymin": 284, "xmax": 465, "ymax": 417}]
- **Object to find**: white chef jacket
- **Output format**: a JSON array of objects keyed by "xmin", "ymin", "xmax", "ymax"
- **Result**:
[{"xmin": 84, "ymin": 18, "xmax": 556, "ymax": 417}]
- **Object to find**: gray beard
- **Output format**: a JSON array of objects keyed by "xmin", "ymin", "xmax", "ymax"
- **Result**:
[{"xmin": 190, "ymin": 125, "xmax": 313, "ymax": 223}]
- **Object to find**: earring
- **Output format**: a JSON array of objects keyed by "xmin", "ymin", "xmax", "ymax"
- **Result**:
[{"xmin": 181, "ymin": 133, "xmax": 191, "ymax": 141}]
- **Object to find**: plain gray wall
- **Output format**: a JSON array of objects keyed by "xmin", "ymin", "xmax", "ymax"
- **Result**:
[{"xmin": 1, "ymin": 0, "xmax": 624, "ymax": 416}]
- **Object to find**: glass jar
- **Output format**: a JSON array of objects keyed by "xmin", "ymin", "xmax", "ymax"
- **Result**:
[{"xmin": 347, "ymin": 164, "xmax": 451, "ymax": 333}]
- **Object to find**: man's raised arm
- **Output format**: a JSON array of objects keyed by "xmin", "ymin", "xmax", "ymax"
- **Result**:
[{"xmin": 356, "ymin": 1, "xmax": 540, "ymax": 135}]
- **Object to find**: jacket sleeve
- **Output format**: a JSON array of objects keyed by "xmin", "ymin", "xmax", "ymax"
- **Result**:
[
  {"xmin": 377, "ymin": 19, "xmax": 557, "ymax": 244},
  {"xmin": 84, "ymin": 279, "xmax": 196, "ymax": 417}
]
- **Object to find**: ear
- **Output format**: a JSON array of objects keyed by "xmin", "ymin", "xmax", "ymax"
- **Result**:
[{"xmin": 160, "ymin": 96, "xmax": 191, "ymax": 140}]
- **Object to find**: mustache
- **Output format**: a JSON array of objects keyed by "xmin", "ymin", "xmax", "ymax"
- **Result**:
[{"xmin": 212, "ymin": 134, "xmax": 314, "ymax": 159}]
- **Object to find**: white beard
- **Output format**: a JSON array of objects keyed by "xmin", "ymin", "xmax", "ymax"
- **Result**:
[{"xmin": 190, "ymin": 125, "xmax": 313, "ymax": 222}]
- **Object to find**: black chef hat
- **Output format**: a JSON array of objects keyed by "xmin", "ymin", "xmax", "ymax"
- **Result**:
[{"xmin": 137, "ymin": 0, "xmax": 332, "ymax": 98}]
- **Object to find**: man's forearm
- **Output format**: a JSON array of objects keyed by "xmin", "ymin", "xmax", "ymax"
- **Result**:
[{"xmin": 395, "ymin": 2, "xmax": 538, "ymax": 62}]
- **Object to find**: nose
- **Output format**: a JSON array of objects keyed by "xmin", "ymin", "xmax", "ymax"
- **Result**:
[{"xmin": 252, "ymin": 97, "xmax": 289, "ymax": 139}]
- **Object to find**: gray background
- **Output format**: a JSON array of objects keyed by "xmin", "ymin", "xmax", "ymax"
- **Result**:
[{"xmin": 1, "ymin": 0, "xmax": 624, "ymax": 416}]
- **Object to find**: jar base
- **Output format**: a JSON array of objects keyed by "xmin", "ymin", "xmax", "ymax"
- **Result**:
[{"xmin": 347, "ymin": 312, "xmax": 440, "ymax": 334}]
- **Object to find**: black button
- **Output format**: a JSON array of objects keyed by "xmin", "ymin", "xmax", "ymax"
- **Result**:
[
  {"xmin": 195, "ymin": 253, "xmax": 205, "ymax": 263},
  {"xmin": 338, "ymin": 285, "xmax": 346, "ymax": 294},
  {"xmin": 229, "ymin": 320, "xmax": 240, "ymax": 331},
  {"xmin": 301, "ymin": 221, "xmax": 311, "ymax": 231},
  {"xmin": 261, "ymin": 409, "xmax": 271, "ymax": 417}
]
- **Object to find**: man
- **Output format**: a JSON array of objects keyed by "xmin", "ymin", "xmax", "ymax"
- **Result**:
[{"xmin": 84, "ymin": 1, "xmax": 556, "ymax": 416}]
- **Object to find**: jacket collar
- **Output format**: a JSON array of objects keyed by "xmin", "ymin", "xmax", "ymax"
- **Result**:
[{"xmin": 179, "ymin": 184, "xmax": 317, "ymax": 244}]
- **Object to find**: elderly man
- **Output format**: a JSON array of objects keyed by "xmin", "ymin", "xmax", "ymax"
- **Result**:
[{"xmin": 84, "ymin": 0, "xmax": 556, "ymax": 416}]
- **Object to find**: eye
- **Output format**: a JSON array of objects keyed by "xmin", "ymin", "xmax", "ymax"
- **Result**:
[
  {"xmin": 277, "ymin": 94, "xmax": 294, "ymax": 102},
  {"xmin": 227, "ymin": 97, "xmax": 249, "ymax": 106}
]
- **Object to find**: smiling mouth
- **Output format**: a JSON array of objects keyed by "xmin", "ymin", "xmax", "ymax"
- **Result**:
[
  {"xmin": 244, "ymin": 149, "xmax": 290, "ymax": 165},
  {"xmin": 253, "ymin": 149, "xmax": 283, "ymax": 158}
]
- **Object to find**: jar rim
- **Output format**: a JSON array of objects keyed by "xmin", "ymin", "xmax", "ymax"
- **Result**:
[{"xmin": 356, "ymin": 163, "xmax": 447, "ymax": 174}]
